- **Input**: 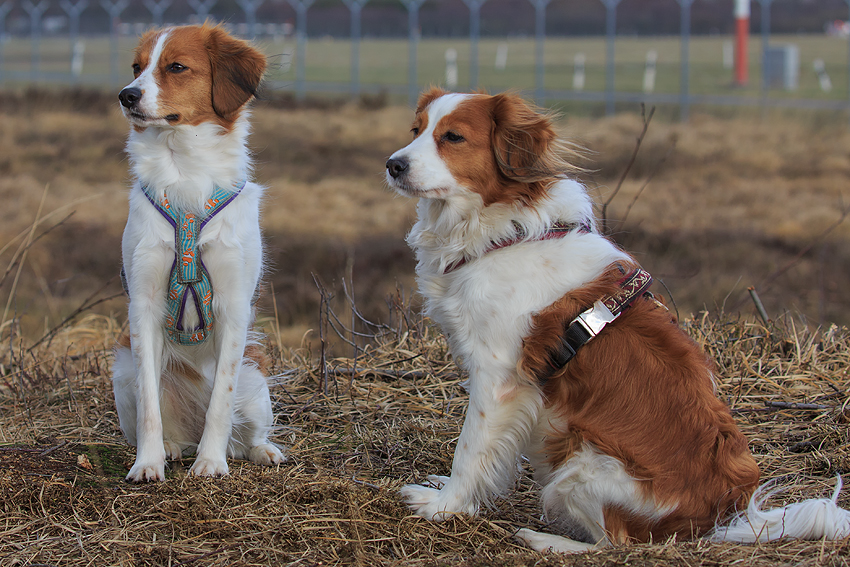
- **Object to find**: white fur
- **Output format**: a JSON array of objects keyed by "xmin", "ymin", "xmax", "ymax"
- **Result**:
[
  {"xmin": 124, "ymin": 30, "xmax": 170, "ymax": 128},
  {"xmin": 711, "ymin": 477, "xmax": 850, "ymax": 543},
  {"xmin": 388, "ymin": 93, "xmax": 850, "ymax": 553},
  {"xmin": 113, "ymin": 34, "xmax": 283, "ymax": 482}
]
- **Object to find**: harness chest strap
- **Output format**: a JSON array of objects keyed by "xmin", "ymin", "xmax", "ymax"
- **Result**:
[
  {"xmin": 541, "ymin": 267, "xmax": 655, "ymax": 381},
  {"xmin": 443, "ymin": 220, "xmax": 593, "ymax": 275},
  {"xmin": 138, "ymin": 182, "xmax": 245, "ymax": 345}
]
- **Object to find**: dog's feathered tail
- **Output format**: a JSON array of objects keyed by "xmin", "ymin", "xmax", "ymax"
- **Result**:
[{"xmin": 710, "ymin": 476, "xmax": 850, "ymax": 543}]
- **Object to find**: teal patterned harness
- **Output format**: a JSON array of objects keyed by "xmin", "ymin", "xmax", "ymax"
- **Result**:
[{"xmin": 140, "ymin": 182, "xmax": 245, "ymax": 345}]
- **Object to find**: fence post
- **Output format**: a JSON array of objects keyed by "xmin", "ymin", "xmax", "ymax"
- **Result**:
[
  {"xmin": 400, "ymin": 0, "xmax": 425, "ymax": 107},
  {"xmin": 287, "ymin": 0, "xmax": 315, "ymax": 101},
  {"xmin": 462, "ymin": 0, "xmax": 487, "ymax": 90},
  {"xmin": 236, "ymin": 0, "xmax": 264, "ymax": 38},
  {"xmin": 529, "ymin": 0, "xmax": 551, "ymax": 105},
  {"xmin": 342, "ymin": 0, "xmax": 369, "ymax": 99},
  {"xmin": 759, "ymin": 0, "xmax": 772, "ymax": 114},
  {"xmin": 0, "ymin": 2, "xmax": 14, "ymax": 83},
  {"xmin": 601, "ymin": 0, "xmax": 620, "ymax": 116},
  {"xmin": 100, "ymin": 0, "xmax": 130, "ymax": 87},
  {"xmin": 61, "ymin": 0, "xmax": 89, "ymax": 81},
  {"xmin": 144, "ymin": 0, "xmax": 172, "ymax": 28},
  {"xmin": 23, "ymin": 0, "xmax": 50, "ymax": 83},
  {"xmin": 188, "ymin": 0, "xmax": 217, "ymax": 22},
  {"xmin": 676, "ymin": 0, "xmax": 692, "ymax": 121}
]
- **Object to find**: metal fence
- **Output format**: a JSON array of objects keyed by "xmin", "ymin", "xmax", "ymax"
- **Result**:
[{"xmin": 0, "ymin": 0, "xmax": 849, "ymax": 119}]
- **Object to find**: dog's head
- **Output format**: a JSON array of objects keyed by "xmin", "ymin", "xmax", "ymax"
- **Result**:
[
  {"xmin": 385, "ymin": 88, "xmax": 576, "ymax": 207},
  {"xmin": 118, "ymin": 24, "xmax": 266, "ymax": 130}
]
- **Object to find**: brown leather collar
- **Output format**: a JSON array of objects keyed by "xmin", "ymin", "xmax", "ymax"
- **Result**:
[{"xmin": 540, "ymin": 267, "xmax": 655, "ymax": 382}]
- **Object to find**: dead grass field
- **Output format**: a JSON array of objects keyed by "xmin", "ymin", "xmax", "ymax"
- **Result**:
[
  {"xmin": 2, "ymin": 308, "xmax": 850, "ymax": 565},
  {"xmin": 1, "ymin": 88, "xmax": 850, "ymax": 565},
  {"xmin": 2, "ymin": 88, "xmax": 850, "ymax": 348}
]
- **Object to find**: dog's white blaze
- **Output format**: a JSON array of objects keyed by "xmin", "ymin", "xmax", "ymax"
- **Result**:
[
  {"xmin": 124, "ymin": 29, "xmax": 171, "ymax": 118},
  {"xmin": 387, "ymin": 93, "xmax": 471, "ymax": 197}
]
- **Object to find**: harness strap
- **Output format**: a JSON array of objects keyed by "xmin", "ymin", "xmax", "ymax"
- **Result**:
[
  {"xmin": 541, "ymin": 267, "xmax": 655, "ymax": 382},
  {"xmin": 138, "ymin": 182, "xmax": 245, "ymax": 345},
  {"xmin": 444, "ymin": 220, "xmax": 592, "ymax": 275}
]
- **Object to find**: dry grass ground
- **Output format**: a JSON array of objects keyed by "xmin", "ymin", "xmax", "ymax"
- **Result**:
[
  {"xmin": 2, "ymin": 88, "xmax": 850, "ymax": 564},
  {"xmin": 1, "ymin": 309, "xmax": 850, "ymax": 565}
]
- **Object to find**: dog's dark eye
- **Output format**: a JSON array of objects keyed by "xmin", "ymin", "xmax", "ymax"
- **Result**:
[
  {"xmin": 411, "ymin": 127, "xmax": 419, "ymax": 137},
  {"xmin": 132, "ymin": 63, "xmax": 141, "ymax": 76},
  {"xmin": 168, "ymin": 62, "xmax": 187, "ymax": 73},
  {"xmin": 443, "ymin": 131, "xmax": 464, "ymax": 143}
]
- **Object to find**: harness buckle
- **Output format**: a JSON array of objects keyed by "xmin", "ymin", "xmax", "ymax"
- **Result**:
[{"xmin": 574, "ymin": 300, "xmax": 619, "ymax": 338}]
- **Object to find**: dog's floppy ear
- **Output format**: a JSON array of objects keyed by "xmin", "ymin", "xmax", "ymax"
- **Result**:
[
  {"xmin": 205, "ymin": 25, "xmax": 267, "ymax": 119},
  {"xmin": 490, "ymin": 93, "xmax": 559, "ymax": 183}
]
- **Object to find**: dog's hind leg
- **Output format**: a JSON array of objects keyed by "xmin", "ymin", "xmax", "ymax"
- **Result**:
[{"xmin": 230, "ymin": 361, "xmax": 285, "ymax": 465}]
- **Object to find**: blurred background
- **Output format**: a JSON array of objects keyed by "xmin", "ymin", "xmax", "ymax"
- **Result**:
[{"xmin": 1, "ymin": 0, "xmax": 850, "ymax": 349}]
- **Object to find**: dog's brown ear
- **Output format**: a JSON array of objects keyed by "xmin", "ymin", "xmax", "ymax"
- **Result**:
[
  {"xmin": 415, "ymin": 87, "xmax": 448, "ymax": 115},
  {"xmin": 206, "ymin": 25, "xmax": 267, "ymax": 119},
  {"xmin": 490, "ymin": 93, "xmax": 558, "ymax": 183}
]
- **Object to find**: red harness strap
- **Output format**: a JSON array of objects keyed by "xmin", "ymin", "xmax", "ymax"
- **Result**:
[{"xmin": 443, "ymin": 220, "xmax": 592, "ymax": 275}]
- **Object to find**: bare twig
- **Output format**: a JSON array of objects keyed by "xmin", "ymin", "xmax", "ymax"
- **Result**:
[
  {"xmin": 312, "ymin": 273, "xmax": 331, "ymax": 396},
  {"xmin": 732, "ymin": 200, "xmax": 850, "ymax": 312},
  {"xmin": 329, "ymin": 366, "xmax": 456, "ymax": 381},
  {"xmin": 27, "ymin": 278, "xmax": 124, "ymax": 352},
  {"xmin": 765, "ymin": 401, "xmax": 831, "ymax": 411},
  {"xmin": 748, "ymin": 287, "xmax": 770, "ymax": 326},
  {"xmin": 0, "ymin": 212, "xmax": 75, "ymax": 291},
  {"xmin": 2, "ymin": 184, "xmax": 49, "ymax": 328},
  {"xmin": 617, "ymin": 137, "xmax": 676, "ymax": 230},
  {"xmin": 758, "ymin": 202, "xmax": 850, "ymax": 292},
  {"xmin": 601, "ymin": 104, "xmax": 655, "ymax": 233}
]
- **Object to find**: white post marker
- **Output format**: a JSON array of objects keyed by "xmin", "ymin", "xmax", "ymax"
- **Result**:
[
  {"xmin": 495, "ymin": 41, "xmax": 508, "ymax": 71},
  {"xmin": 722, "ymin": 40, "xmax": 733, "ymax": 69},
  {"xmin": 445, "ymin": 48, "xmax": 458, "ymax": 89},
  {"xmin": 573, "ymin": 52, "xmax": 585, "ymax": 91},
  {"xmin": 71, "ymin": 39, "xmax": 85, "ymax": 78},
  {"xmin": 643, "ymin": 49, "xmax": 657, "ymax": 93},
  {"xmin": 814, "ymin": 58, "xmax": 832, "ymax": 92}
]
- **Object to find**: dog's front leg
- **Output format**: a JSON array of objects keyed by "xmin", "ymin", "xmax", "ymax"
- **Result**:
[
  {"xmin": 189, "ymin": 281, "xmax": 252, "ymax": 477},
  {"xmin": 402, "ymin": 367, "xmax": 542, "ymax": 520},
  {"xmin": 126, "ymin": 295, "xmax": 167, "ymax": 482}
]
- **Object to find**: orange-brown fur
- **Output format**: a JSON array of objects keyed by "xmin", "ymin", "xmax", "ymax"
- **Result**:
[
  {"xmin": 412, "ymin": 87, "xmax": 580, "ymax": 207},
  {"xmin": 521, "ymin": 265, "xmax": 760, "ymax": 541},
  {"xmin": 131, "ymin": 24, "xmax": 265, "ymax": 131}
]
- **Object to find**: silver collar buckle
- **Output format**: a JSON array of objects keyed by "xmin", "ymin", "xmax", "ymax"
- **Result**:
[{"xmin": 574, "ymin": 300, "xmax": 619, "ymax": 338}]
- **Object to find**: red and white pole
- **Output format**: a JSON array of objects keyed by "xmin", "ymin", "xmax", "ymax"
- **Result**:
[{"xmin": 734, "ymin": 0, "xmax": 750, "ymax": 85}]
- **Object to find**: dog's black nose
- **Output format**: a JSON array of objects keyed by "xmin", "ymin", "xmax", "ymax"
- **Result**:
[
  {"xmin": 118, "ymin": 87, "xmax": 142, "ymax": 109},
  {"xmin": 386, "ymin": 157, "xmax": 409, "ymax": 179}
]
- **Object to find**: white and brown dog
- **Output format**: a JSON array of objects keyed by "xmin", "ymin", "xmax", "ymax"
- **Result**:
[
  {"xmin": 386, "ymin": 88, "xmax": 850, "ymax": 551},
  {"xmin": 112, "ymin": 24, "xmax": 283, "ymax": 482}
]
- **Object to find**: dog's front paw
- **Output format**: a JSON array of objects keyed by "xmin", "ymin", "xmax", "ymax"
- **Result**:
[
  {"xmin": 249, "ymin": 443, "xmax": 285, "ymax": 465},
  {"xmin": 126, "ymin": 459, "xmax": 166, "ymax": 482},
  {"xmin": 189, "ymin": 456, "xmax": 229, "ymax": 477},
  {"xmin": 401, "ymin": 481, "xmax": 478, "ymax": 521}
]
